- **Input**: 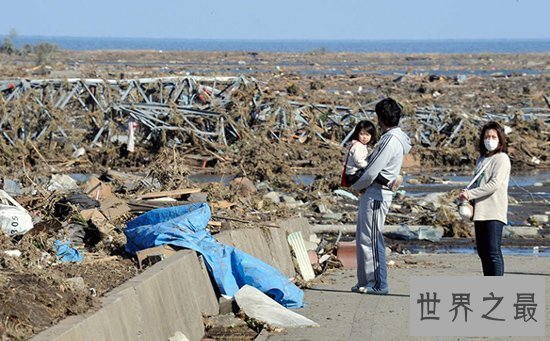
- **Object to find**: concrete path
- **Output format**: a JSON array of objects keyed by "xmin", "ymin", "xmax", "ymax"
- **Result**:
[{"xmin": 264, "ymin": 254, "xmax": 550, "ymax": 341}]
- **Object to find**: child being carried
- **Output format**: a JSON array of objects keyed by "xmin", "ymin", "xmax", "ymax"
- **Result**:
[{"xmin": 343, "ymin": 120, "xmax": 403, "ymax": 191}]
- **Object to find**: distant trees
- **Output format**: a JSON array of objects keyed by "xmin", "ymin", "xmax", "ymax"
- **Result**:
[
  {"xmin": 0, "ymin": 28, "xmax": 60, "ymax": 66},
  {"xmin": 0, "ymin": 37, "xmax": 16, "ymax": 55},
  {"xmin": 33, "ymin": 42, "xmax": 59, "ymax": 65},
  {"xmin": 0, "ymin": 28, "xmax": 17, "ymax": 55}
]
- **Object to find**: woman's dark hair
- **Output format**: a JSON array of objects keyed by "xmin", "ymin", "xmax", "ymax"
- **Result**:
[
  {"xmin": 478, "ymin": 121, "xmax": 508, "ymax": 156},
  {"xmin": 350, "ymin": 120, "xmax": 378, "ymax": 146}
]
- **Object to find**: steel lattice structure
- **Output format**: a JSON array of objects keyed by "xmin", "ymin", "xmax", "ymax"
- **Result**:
[{"xmin": 0, "ymin": 76, "xmax": 356, "ymax": 151}]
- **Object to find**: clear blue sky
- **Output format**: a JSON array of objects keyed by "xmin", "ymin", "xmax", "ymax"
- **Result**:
[{"xmin": 1, "ymin": 0, "xmax": 549, "ymax": 40}]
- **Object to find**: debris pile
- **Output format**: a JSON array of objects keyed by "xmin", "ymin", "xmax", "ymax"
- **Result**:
[
  {"xmin": 1, "ymin": 72, "xmax": 548, "ymax": 179},
  {"xmin": 0, "ymin": 50, "xmax": 549, "ymax": 339}
]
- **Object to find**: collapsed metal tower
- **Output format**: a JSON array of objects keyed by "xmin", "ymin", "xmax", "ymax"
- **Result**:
[
  {"xmin": 1, "ymin": 76, "xmax": 547, "ymax": 167},
  {"xmin": 0, "ymin": 76, "xmax": 357, "ymax": 152}
]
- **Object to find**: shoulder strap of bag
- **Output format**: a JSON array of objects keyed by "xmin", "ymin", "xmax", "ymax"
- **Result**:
[
  {"xmin": 341, "ymin": 148, "xmax": 351, "ymax": 187},
  {"xmin": 344, "ymin": 142, "xmax": 356, "ymax": 168},
  {"xmin": 464, "ymin": 160, "xmax": 491, "ymax": 190},
  {"xmin": 344, "ymin": 149, "xmax": 350, "ymax": 167}
]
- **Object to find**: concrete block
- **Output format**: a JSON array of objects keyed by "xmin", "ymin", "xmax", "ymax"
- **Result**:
[
  {"xmin": 277, "ymin": 217, "xmax": 314, "ymax": 238},
  {"xmin": 32, "ymin": 250, "xmax": 218, "ymax": 341},
  {"xmin": 263, "ymin": 227, "xmax": 295, "ymax": 277},
  {"xmin": 214, "ymin": 230, "xmax": 233, "ymax": 246},
  {"xmin": 31, "ymin": 315, "xmax": 87, "ymax": 341},
  {"xmin": 504, "ymin": 225, "xmax": 540, "ymax": 238},
  {"xmin": 193, "ymin": 254, "xmax": 220, "ymax": 316},
  {"xmin": 235, "ymin": 285, "xmax": 319, "ymax": 328},
  {"xmin": 215, "ymin": 227, "xmax": 295, "ymax": 277},
  {"xmin": 232, "ymin": 229, "xmax": 286, "ymax": 273},
  {"xmin": 68, "ymin": 292, "xmax": 141, "ymax": 341},
  {"xmin": 135, "ymin": 244, "xmax": 179, "ymax": 269},
  {"xmin": 228, "ymin": 228, "xmax": 270, "ymax": 262},
  {"xmin": 133, "ymin": 250, "xmax": 216, "ymax": 341}
]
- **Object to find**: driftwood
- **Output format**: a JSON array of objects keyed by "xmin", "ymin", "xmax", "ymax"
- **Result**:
[{"xmin": 137, "ymin": 188, "xmax": 202, "ymax": 200}]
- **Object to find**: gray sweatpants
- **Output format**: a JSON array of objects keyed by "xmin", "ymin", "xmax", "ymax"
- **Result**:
[{"xmin": 356, "ymin": 194, "xmax": 391, "ymax": 290}]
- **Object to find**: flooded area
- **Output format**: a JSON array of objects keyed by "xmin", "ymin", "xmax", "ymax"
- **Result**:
[
  {"xmin": 190, "ymin": 170, "xmax": 549, "ymax": 227},
  {"xmin": 417, "ymin": 245, "xmax": 550, "ymax": 257},
  {"xmin": 404, "ymin": 239, "xmax": 550, "ymax": 257}
]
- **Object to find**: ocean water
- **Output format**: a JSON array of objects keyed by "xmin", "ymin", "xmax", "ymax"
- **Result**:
[{"xmin": 4, "ymin": 36, "xmax": 550, "ymax": 53}]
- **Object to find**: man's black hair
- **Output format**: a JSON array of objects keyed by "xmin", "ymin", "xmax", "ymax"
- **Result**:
[{"xmin": 375, "ymin": 98, "xmax": 402, "ymax": 127}]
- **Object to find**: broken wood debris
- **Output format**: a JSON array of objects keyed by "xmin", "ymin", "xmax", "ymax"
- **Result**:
[
  {"xmin": 1, "ymin": 76, "xmax": 548, "ymax": 170},
  {"xmin": 137, "ymin": 187, "xmax": 202, "ymax": 200}
]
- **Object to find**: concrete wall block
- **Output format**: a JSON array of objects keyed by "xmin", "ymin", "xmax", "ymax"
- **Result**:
[
  {"xmin": 215, "ymin": 228, "xmax": 295, "ymax": 277},
  {"xmin": 194, "ymin": 254, "xmax": 220, "ymax": 316},
  {"xmin": 264, "ymin": 227, "xmax": 295, "ymax": 277},
  {"xmin": 33, "ymin": 250, "xmax": 218, "ymax": 341},
  {"xmin": 277, "ymin": 217, "xmax": 314, "ymax": 238},
  {"xmin": 70, "ymin": 291, "xmax": 141, "ymax": 341},
  {"xmin": 31, "ymin": 316, "xmax": 87, "ymax": 341},
  {"xmin": 231, "ymin": 229, "xmax": 270, "ymax": 262},
  {"xmin": 214, "ymin": 231, "xmax": 234, "ymax": 247},
  {"xmin": 133, "ymin": 250, "xmax": 210, "ymax": 341}
]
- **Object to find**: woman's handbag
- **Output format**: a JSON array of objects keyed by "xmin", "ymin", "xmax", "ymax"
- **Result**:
[
  {"xmin": 458, "ymin": 160, "xmax": 490, "ymax": 221},
  {"xmin": 457, "ymin": 200, "xmax": 474, "ymax": 221}
]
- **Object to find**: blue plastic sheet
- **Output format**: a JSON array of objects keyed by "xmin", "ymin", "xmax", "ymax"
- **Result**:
[
  {"xmin": 124, "ymin": 203, "xmax": 303, "ymax": 308},
  {"xmin": 54, "ymin": 240, "xmax": 84, "ymax": 263}
]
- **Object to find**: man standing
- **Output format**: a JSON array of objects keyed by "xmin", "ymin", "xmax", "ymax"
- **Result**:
[{"xmin": 351, "ymin": 98, "xmax": 411, "ymax": 295}]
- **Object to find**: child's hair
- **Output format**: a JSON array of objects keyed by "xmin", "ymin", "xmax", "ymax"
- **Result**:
[{"xmin": 350, "ymin": 120, "xmax": 378, "ymax": 146}]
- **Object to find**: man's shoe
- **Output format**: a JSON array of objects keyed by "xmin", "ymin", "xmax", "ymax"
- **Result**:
[
  {"xmin": 365, "ymin": 287, "xmax": 389, "ymax": 295},
  {"xmin": 351, "ymin": 285, "xmax": 367, "ymax": 293}
]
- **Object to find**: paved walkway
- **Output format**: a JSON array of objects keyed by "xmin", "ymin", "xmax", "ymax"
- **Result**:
[{"xmin": 264, "ymin": 253, "xmax": 550, "ymax": 341}]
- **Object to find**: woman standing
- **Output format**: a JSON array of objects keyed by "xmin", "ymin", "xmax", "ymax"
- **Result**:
[{"xmin": 459, "ymin": 121, "xmax": 511, "ymax": 276}]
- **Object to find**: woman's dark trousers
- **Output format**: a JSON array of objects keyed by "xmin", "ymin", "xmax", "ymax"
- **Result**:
[{"xmin": 474, "ymin": 220, "xmax": 504, "ymax": 276}]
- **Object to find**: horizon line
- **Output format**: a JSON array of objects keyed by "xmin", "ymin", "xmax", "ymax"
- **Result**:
[{"xmin": 3, "ymin": 35, "xmax": 550, "ymax": 42}]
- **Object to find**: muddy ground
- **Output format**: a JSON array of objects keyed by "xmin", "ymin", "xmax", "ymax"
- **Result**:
[{"xmin": 0, "ymin": 50, "xmax": 549, "ymax": 339}]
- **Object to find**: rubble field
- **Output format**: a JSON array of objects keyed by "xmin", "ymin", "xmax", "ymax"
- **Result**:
[{"xmin": 0, "ymin": 50, "xmax": 549, "ymax": 339}]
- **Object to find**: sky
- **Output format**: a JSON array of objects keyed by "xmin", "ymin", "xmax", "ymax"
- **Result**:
[{"xmin": 0, "ymin": 0, "xmax": 549, "ymax": 40}]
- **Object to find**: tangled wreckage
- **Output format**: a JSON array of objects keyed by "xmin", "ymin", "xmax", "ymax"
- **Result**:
[
  {"xmin": 0, "ymin": 73, "xmax": 548, "ymax": 240},
  {"xmin": 1, "ymin": 74, "xmax": 547, "ymax": 167},
  {"xmin": 0, "ymin": 69, "xmax": 548, "ymax": 338}
]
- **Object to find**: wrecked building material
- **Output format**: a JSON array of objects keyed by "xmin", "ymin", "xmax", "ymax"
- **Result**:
[
  {"xmin": 0, "ymin": 50, "xmax": 549, "ymax": 339},
  {"xmin": 1, "ymin": 73, "xmax": 548, "ymax": 175}
]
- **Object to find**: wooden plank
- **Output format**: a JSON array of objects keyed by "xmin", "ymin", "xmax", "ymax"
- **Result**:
[{"xmin": 137, "ymin": 188, "xmax": 202, "ymax": 200}]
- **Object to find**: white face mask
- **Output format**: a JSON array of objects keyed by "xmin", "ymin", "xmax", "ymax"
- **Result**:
[{"xmin": 484, "ymin": 139, "xmax": 499, "ymax": 152}]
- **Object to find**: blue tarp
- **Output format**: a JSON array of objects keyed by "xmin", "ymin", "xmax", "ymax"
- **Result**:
[
  {"xmin": 54, "ymin": 240, "xmax": 84, "ymax": 263},
  {"xmin": 124, "ymin": 203, "xmax": 303, "ymax": 308}
]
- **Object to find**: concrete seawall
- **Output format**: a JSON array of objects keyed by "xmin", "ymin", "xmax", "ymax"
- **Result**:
[{"xmin": 33, "ymin": 217, "xmax": 312, "ymax": 341}]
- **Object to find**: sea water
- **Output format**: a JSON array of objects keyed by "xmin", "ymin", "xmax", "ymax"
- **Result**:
[{"xmin": 4, "ymin": 36, "xmax": 550, "ymax": 53}]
